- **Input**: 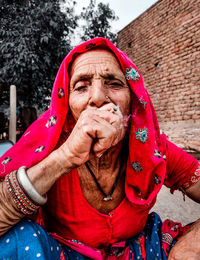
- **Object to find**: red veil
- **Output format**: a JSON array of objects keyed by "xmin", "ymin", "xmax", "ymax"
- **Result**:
[{"xmin": 0, "ymin": 37, "xmax": 166, "ymax": 206}]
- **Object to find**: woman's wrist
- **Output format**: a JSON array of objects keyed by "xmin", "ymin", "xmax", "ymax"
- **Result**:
[
  {"xmin": 54, "ymin": 145, "xmax": 78, "ymax": 175},
  {"xmin": 26, "ymin": 148, "xmax": 74, "ymax": 195},
  {"xmin": 17, "ymin": 167, "xmax": 47, "ymax": 205},
  {"xmin": 5, "ymin": 170, "xmax": 40, "ymax": 215}
]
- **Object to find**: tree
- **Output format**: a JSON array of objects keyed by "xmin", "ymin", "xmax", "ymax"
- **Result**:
[
  {"xmin": 80, "ymin": 0, "xmax": 118, "ymax": 44},
  {"xmin": 0, "ymin": 0, "xmax": 118, "ymax": 111},
  {"xmin": 0, "ymin": 0, "xmax": 78, "ymax": 110}
]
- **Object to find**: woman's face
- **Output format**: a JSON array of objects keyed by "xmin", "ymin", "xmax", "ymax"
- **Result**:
[{"xmin": 69, "ymin": 49, "xmax": 131, "ymax": 120}]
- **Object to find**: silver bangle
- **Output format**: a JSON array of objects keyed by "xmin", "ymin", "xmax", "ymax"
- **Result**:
[{"xmin": 17, "ymin": 166, "xmax": 47, "ymax": 205}]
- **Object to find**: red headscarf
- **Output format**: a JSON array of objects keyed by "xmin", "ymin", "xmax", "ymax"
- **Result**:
[{"xmin": 0, "ymin": 37, "xmax": 166, "ymax": 206}]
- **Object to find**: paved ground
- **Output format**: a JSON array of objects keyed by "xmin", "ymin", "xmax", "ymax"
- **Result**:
[
  {"xmin": 153, "ymin": 122, "xmax": 200, "ymax": 225},
  {"xmin": 159, "ymin": 121, "xmax": 200, "ymax": 157},
  {"xmin": 151, "ymin": 185, "xmax": 200, "ymax": 225}
]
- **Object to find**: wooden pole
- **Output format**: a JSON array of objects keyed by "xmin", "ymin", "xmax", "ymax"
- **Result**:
[{"xmin": 9, "ymin": 85, "xmax": 16, "ymax": 144}]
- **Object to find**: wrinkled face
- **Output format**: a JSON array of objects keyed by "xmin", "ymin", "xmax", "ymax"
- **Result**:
[{"xmin": 69, "ymin": 49, "xmax": 131, "ymax": 120}]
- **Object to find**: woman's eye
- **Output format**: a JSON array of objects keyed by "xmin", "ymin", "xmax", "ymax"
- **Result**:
[
  {"xmin": 75, "ymin": 85, "xmax": 88, "ymax": 92},
  {"xmin": 74, "ymin": 81, "xmax": 89, "ymax": 92},
  {"xmin": 106, "ymin": 81, "xmax": 124, "ymax": 88}
]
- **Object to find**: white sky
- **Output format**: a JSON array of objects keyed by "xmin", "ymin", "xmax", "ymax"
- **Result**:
[{"xmin": 76, "ymin": 0, "xmax": 159, "ymax": 32}]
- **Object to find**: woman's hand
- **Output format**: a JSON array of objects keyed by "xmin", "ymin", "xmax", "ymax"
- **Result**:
[
  {"xmin": 26, "ymin": 104, "xmax": 128, "ymax": 194},
  {"xmin": 168, "ymin": 219, "xmax": 200, "ymax": 260},
  {"xmin": 58, "ymin": 104, "xmax": 127, "ymax": 170}
]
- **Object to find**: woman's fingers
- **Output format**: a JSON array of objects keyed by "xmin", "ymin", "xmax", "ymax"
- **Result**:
[
  {"xmin": 82, "ymin": 108, "xmax": 127, "ymax": 155},
  {"xmin": 92, "ymin": 119, "xmax": 117, "ymax": 152},
  {"xmin": 91, "ymin": 106, "xmax": 123, "ymax": 125},
  {"xmin": 87, "ymin": 114, "xmax": 124, "ymax": 155},
  {"xmin": 60, "ymin": 106, "xmax": 127, "ymax": 167}
]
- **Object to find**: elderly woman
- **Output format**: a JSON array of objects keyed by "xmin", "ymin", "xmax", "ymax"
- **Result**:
[{"xmin": 0, "ymin": 38, "xmax": 200, "ymax": 259}]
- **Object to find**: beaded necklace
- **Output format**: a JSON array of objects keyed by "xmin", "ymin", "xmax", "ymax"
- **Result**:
[{"xmin": 85, "ymin": 161, "xmax": 123, "ymax": 201}]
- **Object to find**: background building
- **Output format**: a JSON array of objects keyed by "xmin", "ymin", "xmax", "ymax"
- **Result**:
[{"xmin": 117, "ymin": 0, "xmax": 200, "ymax": 157}]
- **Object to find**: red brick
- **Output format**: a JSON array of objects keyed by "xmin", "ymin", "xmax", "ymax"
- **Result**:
[{"xmin": 117, "ymin": 0, "xmax": 200, "ymax": 124}]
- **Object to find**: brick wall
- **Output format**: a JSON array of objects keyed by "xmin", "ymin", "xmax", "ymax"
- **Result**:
[{"xmin": 117, "ymin": 0, "xmax": 200, "ymax": 152}]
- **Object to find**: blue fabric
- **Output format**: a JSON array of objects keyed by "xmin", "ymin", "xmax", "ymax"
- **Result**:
[
  {"xmin": 128, "ymin": 212, "xmax": 168, "ymax": 260},
  {"xmin": 0, "ymin": 219, "xmax": 89, "ymax": 260},
  {"xmin": 0, "ymin": 213, "xmax": 177, "ymax": 259},
  {"xmin": 0, "ymin": 219, "xmax": 62, "ymax": 260}
]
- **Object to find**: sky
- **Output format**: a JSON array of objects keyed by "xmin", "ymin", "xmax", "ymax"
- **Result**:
[{"xmin": 76, "ymin": 0, "xmax": 159, "ymax": 32}]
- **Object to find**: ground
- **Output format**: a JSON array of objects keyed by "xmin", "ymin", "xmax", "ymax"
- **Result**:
[
  {"xmin": 152, "ymin": 121, "xmax": 200, "ymax": 225},
  {"xmin": 160, "ymin": 121, "xmax": 200, "ymax": 160},
  {"xmin": 151, "ymin": 185, "xmax": 199, "ymax": 225}
]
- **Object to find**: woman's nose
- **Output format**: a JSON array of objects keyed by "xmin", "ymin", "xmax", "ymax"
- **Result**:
[{"xmin": 88, "ymin": 79, "xmax": 108, "ymax": 108}]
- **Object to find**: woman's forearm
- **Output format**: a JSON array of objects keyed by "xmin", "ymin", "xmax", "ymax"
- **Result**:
[
  {"xmin": 0, "ymin": 142, "xmax": 75, "ymax": 236},
  {"xmin": 27, "ymin": 148, "xmax": 74, "ymax": 196},
  {"xmin": 185, "ymin": 178, "xmax": 200, "ymax": 204},
  {"xmin": 0, "ymin": 179, "xmax": 24, "ymax": 236}
]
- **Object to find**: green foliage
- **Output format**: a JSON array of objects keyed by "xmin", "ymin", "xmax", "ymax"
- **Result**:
[
  {"xmin": 80, "ymin": 0, "xmax": 118, "ymax": 44},
  {"xmin": 0, "ymin": 0, "xmax": 118, "ymax": 110},
  {"xmin": 0, "ymin": 0, "xmax": 78, "ymax": 109}
]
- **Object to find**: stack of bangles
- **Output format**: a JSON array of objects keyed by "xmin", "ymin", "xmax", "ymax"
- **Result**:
[{"xmin": 5, "ymin": 167, "xmax": 47, "ymax": 215}]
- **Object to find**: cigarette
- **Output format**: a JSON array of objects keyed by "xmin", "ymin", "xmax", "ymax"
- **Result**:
[{"xmin": 112, "ymin": 105, "xmax": 120, "ymax": 113}]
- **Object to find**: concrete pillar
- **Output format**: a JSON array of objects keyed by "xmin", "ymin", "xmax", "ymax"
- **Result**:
[{"xmin": 9, "ymin": 85, "xmax": 16, "ymax": 144}]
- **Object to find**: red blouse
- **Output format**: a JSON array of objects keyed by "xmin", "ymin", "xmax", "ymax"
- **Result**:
[{"xmin": 42, "ymin": 136, "xmax": 199, "ymax": 249}]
